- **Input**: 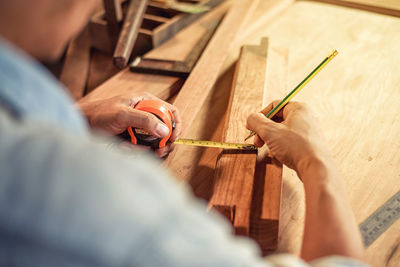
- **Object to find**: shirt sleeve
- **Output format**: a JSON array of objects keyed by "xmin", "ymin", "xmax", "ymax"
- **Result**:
[{"xmin": 0, "ymin": 110, "xmax": 269, "ymax": 267}]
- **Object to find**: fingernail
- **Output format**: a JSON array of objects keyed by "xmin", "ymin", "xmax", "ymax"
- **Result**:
[{"xmin": 156, "ymin": 123, "xmax": 169, "ymax": 137}]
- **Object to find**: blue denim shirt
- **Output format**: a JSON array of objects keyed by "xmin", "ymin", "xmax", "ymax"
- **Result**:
[{"xmin": 0, "ymin": 37, "xmax": 369, "ymax": 267}]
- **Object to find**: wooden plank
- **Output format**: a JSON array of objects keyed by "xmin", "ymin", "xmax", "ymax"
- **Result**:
[
  {"xmin": 209, "ymin": 41, "xmax": 269, "ymax": 236},
  {"xmin": 258, "ymin": 45, "xmax": 303, "ymax": 254},
  {"xmin": 304, "ymin": 0, "xmax": 400, "ymax": 17},
  {"xmin": 89, "ymin": 14, "xmax": 115, "ymax": 52},
  {"xmin": 83, "ymin": 0, "xmax": 229, "ymax": 101},
  {"xmin": 209, "ymin": 39, "xmax": 282, "ymax": 251},
  {"xmin": 130, "ymin": 14, "xmax": 222, "ymax": 77},
  {"xmin": 211, "ymin": 151, "xmax": 257, "ymax": 236},
  {"xmin": 85, "ymin": 69, "xmax": 182, "ymax": 101},
  {"xmin": 248, "ymin": 45, "xmax": 287, "ymax": 253},
  {"xmin": 172, "ymin": 63, "xmax": 236, "ymax": 200},
  {"xmin": 90, "ymin": 0, "xmax": 223, "ymax": 54},
  {"xmin": 86, "ymin": 51, "xmax": 128, "ymax": 95},
  {"xmin": 59, "ymin": 27, "xmax": 91, "ymax": 100},
  {"xmin": 164, "ymin": 0, "xmax": 260, "ymax": 171},
  {"xmin": 102, "ymin": 0, "xmax": 123, "ymax": 45},
  {"xmin": 143, "ymin": 14, "xmax": 169, "ymax": 24},
  {"xmin": 250, "ymin": 155, "xmax": 282, "ymax": 252},
  {"xmin": 103, "ymin": 0, "xmax": 123, "ymax": 22},
  {"xmin": 161, "ymin": 0, "xmax": 294, "ymax": 188},
  {"xmin": 113, "ymin": 0, "xmax": 149, "ymax": 68},
  {"xmin": 90, "ymin": 9, "xmax": 153, "ymax": 54},
  {"xmin": 248, "ymin": 1, "xmax": 400, "ymax": 265},
  {"xmin": 143, "ymin": 3, "xmax": 227, "ymax": 62},
  {"xmin": 151, "ymin": 0, "xmax": 224, "ymax": 46}
]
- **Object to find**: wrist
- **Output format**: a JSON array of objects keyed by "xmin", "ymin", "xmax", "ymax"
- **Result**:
[{"xmin": 296, "ymin": 153, "xmax": 336, "ymax": 185}]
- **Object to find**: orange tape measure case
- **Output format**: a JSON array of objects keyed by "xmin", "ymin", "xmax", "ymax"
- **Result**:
[{"xmin": 127, "ymin": 99, "xmax": 175, "ymax": 149}]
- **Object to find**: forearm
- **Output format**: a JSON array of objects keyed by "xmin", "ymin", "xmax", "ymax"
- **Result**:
[{"xmin": 297, "ymin": 156, "xmax": 365, "ymax": 261}]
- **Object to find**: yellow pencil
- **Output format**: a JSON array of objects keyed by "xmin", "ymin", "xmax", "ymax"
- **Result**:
[{"xmin": 244, "ymin": 49, "xmax": 339, "ymax": 141}]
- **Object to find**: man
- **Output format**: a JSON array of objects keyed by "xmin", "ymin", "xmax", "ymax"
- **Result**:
[{"xmin": 0, "ymin": 0, "xmax": 368, "ymax": 266}]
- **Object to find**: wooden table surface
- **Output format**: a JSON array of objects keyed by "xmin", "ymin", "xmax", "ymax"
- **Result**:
[
  {"xmin": 85, "ymin": 1, "xmax": 400, "ymax": 266},
  {"xmin": 181, "ymin": 1, "xmax": 400, "ymax": 266}
]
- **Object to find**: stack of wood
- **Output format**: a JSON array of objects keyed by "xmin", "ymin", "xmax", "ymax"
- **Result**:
[
  {"xmin": 59, "ymin": 0, "xmax": 224, "ymax": 101},
  {"xmin": 90, "ymin": 0, "xmax": 223, "ymax": 60}
]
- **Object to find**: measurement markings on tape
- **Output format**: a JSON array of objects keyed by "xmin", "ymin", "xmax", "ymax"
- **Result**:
[{"xmin": 174, "ymin": 138, "xmax": 257, "ymax": 150}]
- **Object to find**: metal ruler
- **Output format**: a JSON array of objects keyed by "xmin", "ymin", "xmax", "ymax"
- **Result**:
[
  {"xmin": 360, "ymin": 190, "xmax": 400, "ymax": 247},
  {"xmin": 174, "ymin": 138, "xmax": 257, "ymax": 150}
]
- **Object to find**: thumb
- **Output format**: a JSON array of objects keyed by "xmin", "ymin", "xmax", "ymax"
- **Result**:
[
  {"xmin": 124, "ymin": 108, "xmax": 170, "ymax": 138},
  {"xmin": 246, "ymin": 112, "xmax": 281, "ymax": 141}
]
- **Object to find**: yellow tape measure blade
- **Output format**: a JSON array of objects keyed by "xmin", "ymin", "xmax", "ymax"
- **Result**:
[{"xmin": 174, "ymin": 139, "xmax": 257, "ymax": 150}]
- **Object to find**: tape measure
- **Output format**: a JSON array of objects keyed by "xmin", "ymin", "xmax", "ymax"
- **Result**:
[
  {"xmin": 127, "ymin": 99, "xmax": 175, "ymax": 149},
  {"xmin": 174, "ymin": 138, "xmax": 257, "ymax": 150},
  {"xmin": 125, "ymin": 100, "xmax": 257, "ymax": 151}
]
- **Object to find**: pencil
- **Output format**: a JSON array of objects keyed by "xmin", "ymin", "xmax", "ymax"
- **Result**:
[{"xmin": 244, "ymin": 49, "xmax": 338, "ymax": 141}]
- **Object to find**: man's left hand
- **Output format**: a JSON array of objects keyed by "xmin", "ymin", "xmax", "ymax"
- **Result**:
[{"xmin": 77, "ymin": 92, "xmax": 182, "ymax": 157}]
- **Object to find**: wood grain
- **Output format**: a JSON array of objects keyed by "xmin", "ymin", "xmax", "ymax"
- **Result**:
[
  {"xmin": 143, "ymin": 2, "xmax": 229, "ymax": 62},
  {"xmin": 102, "ymin": 0, "xmax": 123, "ymax": 44},
  {"xmin": 113, "ymin": 0, "xmax": 149, "ymax": 68},
  {"xmin": 260, "ymin": 44, "xmax": 305, "ymax": 254},
  {"xmin": 208, "ymin": 39, "xmax": 282, "ymax": 251},
  {"xmin": 85, "ymin": 51, "xmax": 120, "ymax": 95},
  {"xmin": 250, "ymin": 44, "xmax": 288, "ymax": 253},
  {"xmin": 130, "ymin": 8, "xmax": 226, "ymax": 77},
  {"xmin": 245, "ymin": 1, "xmax": 400, "ymax": 265},
  {"xmin": 209, "ymin": 41, "xmax": 268, "ymax": 236},
  {"xmin": 89, "ymin": 9, "xmax": 153, "ymax": 54},
  {"xmin": 163, "ymin": 0, "xmax": 260, "ymax": 174},
  {"xmin": 60, "ymin": 27, "xmax": 91, "ymax": 100},
  {"xmin": 251, "ymin": 154, "xmax": 282, "ymax": 252},
  {"xmin": 84, "ymin": 1, "xmax": 400, "ymax": 265},
  {"xmin": 90, "ymin": 0, "xmax": 223, "ymax": 54},
  {"xmin": 304, "ymin": 0, "xmax": 400, "ymax": 17},
  {"xmin": 151, "ymin": 0, "xmax": 224, "ymax": 46},
  {"xmin": 83, "ymin": 0, "xmax": 229, "ymax": 101}
]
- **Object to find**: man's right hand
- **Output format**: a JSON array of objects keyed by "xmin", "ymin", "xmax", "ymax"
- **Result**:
[
  {"xmin": 247, "ymin": 100, "xmax": 365, "ymax": 262},
  {"xmin": 246, "ymin": 101, "xmax": 332, "ymax": 174}
]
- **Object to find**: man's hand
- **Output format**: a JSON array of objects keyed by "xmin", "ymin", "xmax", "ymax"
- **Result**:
[
  {"xmin": 77, "ymin": 93, "xmax": 182, "ymax": 157},
  {"xmin": 247, "ymin": 100, "xmax": 365, "ymax": 262},
  {"xmin": 246, "ymin": 100, "xmax": 331, "ymax": 174}
]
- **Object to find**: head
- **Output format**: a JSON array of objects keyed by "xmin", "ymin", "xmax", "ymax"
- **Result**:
[{"xmin": 0, "ymin": 0, "xmax": 97, "ymax": 61}]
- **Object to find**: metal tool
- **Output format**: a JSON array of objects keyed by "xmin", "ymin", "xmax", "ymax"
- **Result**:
[
  {"xmin": 360, "ymin": 191, "xmax": 400, "ymax": 247},
  {"xmin": 127, "ymin": 99, "xmax": 175, "ymax": 149}
]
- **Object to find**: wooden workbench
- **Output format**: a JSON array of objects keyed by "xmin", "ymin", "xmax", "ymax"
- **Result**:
[
  {"xmin": 83, "ymin": 1, "xmax": 400, "ymax": 266},
  {"xmin": 242, "ymin": 2, "xmax": 400, "ymax": 266},
  {"xmin": 171, "ymin": 1, "xmax": 400, "ymax": 265}
]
